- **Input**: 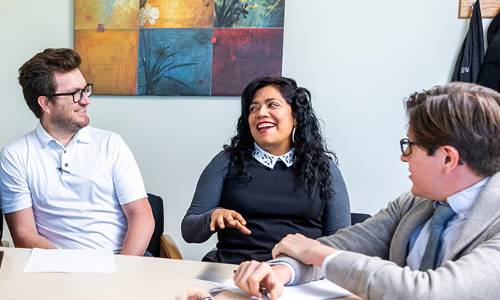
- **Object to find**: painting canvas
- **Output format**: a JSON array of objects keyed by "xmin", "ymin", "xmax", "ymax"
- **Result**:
[{"xmin": 75, "ymin": 0, "xmax": 285, "ymax": 96}]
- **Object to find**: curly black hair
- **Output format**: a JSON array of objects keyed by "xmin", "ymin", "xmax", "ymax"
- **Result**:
[{"xmin": 224, "ymin": 76, "xmax": 337, "ymax": 202}]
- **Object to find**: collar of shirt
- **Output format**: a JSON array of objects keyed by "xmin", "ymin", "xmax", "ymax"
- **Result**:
[
  {"xmin": 252, "ymin": 142, "xmax": 295, "ymax": 169},
  {"xmin": 35, "ymin": 122, "xmax": 91, "ymax": 148},
  {"xmin": 441, "ymin": 176, "xmax": 491, "ymax": 219}
]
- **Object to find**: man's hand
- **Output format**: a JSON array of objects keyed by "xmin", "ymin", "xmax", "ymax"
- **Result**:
[
  {"xmin": 210, "ymin": 208, "xmax": 251, "ymax": 235},
  {"xmin": 272, "ymin": 233, "xmax": 336, "ymax": 267},
  {"xmin": 234, "ymin": 261, "xmax": 290, "ymax": 300}
]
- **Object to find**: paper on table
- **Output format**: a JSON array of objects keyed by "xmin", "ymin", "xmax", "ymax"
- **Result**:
[
  {"xmin": 23, "ymin": 248, "xmax": 116, "ymax": 273},
  {"xmin": 282, "ymin": 279, "xmax": 352, "ymax": 299},
  {"xmin": 215, "ymin": 278, "xmax": 352, "ymax": 299}
]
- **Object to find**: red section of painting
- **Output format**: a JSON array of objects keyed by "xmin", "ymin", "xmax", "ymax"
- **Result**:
[{"xmin": 211, "ymin": 28, "xmax": 283, "ymax": 96}]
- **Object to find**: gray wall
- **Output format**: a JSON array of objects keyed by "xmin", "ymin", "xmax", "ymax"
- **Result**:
[{"xmin": 0, "ymin": 0, "xmax": 488, "ymax": 259}]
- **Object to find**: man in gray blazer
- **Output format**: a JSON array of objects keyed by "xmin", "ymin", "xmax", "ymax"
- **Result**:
[{"xmin": 233, "ymin": 82, "xmax": 500, "ymax": 300}]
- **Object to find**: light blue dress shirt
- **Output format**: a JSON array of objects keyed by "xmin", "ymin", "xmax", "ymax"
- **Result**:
[{"xmin": 406, "ymin": 177, "xmax": 490, "ymax": 269}]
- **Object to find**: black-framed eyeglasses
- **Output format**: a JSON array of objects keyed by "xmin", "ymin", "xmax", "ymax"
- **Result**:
[
  {"xmin": 400, "ymin": 138, "xmax": 418, "ymax": 156},
  {"xmin": 51, "ymin": 83, "xmax": 93, "ymax": 103}
]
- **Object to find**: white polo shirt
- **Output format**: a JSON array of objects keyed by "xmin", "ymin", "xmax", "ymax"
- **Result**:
[{"xmin": 0, "ymin": 123, "xmax": 147, "ymax": 252}]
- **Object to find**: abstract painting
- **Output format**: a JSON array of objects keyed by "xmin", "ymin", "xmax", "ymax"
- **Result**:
[{"xmin": 75, "ymin": 0, "xmax": 285, "ymax": 96}]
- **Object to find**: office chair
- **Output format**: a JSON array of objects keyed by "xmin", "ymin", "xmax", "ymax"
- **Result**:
[
  {"xmin": 0, "ymin": 208, "xmax": 3, "ymax": 241},
  {"xmin": 146, "ymin": 193, "xmax": 183, "ymax": 259},
  {"xmin": 0, "ymin": 208, "xmax": 9, "ymax": 247},
  {"xmin": 351, "ymin": 212, "xmax": 371, "ymax": 225}
]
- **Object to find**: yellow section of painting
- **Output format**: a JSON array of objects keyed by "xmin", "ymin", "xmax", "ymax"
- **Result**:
[
  {"xmin": 75, "ymin": 0, "xmax": 139, "ymax": 30},
  {"xmin": 142, "ymin": 0, "xmax": 214, "ymax": 28},
  {"xmin": 75, "ymin": 30, "xmax": 138, "ymax": 95}
]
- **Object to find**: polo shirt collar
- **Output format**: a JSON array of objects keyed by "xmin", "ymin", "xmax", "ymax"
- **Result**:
[
  {"xmin": 252, "ymin": 142, "xmax": 295, "ymax": 169},
  {"xmin": 35, "ymin": 122, "xmax": 91, "ymax": 147}
]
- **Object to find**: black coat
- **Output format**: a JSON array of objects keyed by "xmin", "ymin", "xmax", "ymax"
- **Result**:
[
  {"xmin": 452, "ymin": 0, "xmax": 484, "ymax": 83},
  {"xmin": 478, "ymin": 11, "xmax": 500, "ymax": 92}
]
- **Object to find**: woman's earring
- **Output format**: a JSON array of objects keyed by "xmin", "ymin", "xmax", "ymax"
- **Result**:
[{"xmin": 292, "ymin": 127, "xmax": 296, "ymax": 144}]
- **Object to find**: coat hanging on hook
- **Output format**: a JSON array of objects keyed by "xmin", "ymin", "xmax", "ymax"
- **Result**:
[
  {"xmin": 452, "ymin": 0, "xmax": 484, "ymax": 83},
  {"xmin": 478, "ymin": 11, "xmax": 500, "ymax": 91}
]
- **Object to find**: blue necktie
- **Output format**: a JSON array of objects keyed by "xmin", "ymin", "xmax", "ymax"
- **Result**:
[{"xmin": 419, "ymin": 204, "xmax": 456, "ymax": 271}]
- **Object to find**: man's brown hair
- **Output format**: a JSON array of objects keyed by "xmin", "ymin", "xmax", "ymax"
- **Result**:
[
  {"xmin": 18, "ymin": 48, "xmax": 81, "ymax": 118},
  {"xmin": 405, "ymin": 82, "xmax": 500, "ymax": 177}
]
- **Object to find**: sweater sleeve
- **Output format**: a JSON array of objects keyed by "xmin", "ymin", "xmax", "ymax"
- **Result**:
[
  {"xmin": 181, "ymin": 151, "xmax": 230, "ymax": 243},
  {"xmin": 321, "ymin": 160, "xmax": 351, "ymax": 235}
]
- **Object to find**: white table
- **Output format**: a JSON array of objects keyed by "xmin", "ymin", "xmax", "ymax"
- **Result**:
[{"xmin": 0, "ymin": 247, "xmax": 360, "ymax": 300}]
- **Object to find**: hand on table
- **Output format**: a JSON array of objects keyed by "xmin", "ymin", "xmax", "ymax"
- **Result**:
[
  {"xmin": 272, "ymin": 233, "xmax": 336, "ymax": 267},
  {"xmin": 234, "ymin": 261, "xmax": 291, "ymax": 300},
  {"xmin": 210, "ymin": 208, "xmax": 251, "ymax": 235}
]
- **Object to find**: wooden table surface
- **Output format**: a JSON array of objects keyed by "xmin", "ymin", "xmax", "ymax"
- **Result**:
[{"xmin": 0, "ymin": 247, "xmax": 360, "ymax": 300}]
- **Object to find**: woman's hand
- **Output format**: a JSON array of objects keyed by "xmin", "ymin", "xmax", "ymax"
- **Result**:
[
  {"xmin": 234, "ymin": 261, "xmax": 290, "ymax": 300},
  {"xmin": 210, "ymin": 208, "xmax": 251, "ymax": 235},
  {"xmin": 272, "ymin": 233, "xmax": 336, "ymax": 267}
]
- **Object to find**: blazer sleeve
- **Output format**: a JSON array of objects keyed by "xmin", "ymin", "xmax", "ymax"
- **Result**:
[
  {"xmin": 323, "ymin": 230, "xmax": 500, "ymax": 300},
  {"xmin": 321, "ymin": 160, "xmax": 351, "ymax": 235},
  {"xmin": 270, "ymin": 194, "xmax": 411, "ymax": 285},
  {"xmin": 181, "ymin": 151, "xmax": 230, "ymax": 243}
]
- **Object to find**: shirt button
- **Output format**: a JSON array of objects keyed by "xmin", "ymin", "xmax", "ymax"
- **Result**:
[{"xmin": 64, "ymin": 163, "xmax": 68, "ymax": 167}]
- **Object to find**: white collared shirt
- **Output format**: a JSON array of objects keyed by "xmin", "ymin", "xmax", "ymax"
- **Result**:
[
  {"xmin": 406, "ymin": 177, "xmax": 490, "ymax": 269},
  {"xmin": 0, "ymin": 123, "xmax": 147, "ymax": 252},
  {"xmin": 252, "ymin": 143, "xmax": 295, "ymax": 168}
]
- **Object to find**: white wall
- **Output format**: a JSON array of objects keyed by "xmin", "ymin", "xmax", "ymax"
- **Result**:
[{"xmin": 0, "ymin": 0, "xmax": 489, "ymax": 259}]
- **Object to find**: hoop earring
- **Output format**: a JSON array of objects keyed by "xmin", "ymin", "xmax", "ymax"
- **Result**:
[{"xmin": 292, "ymin": 127, "xmax": 296, "ymax": 144}]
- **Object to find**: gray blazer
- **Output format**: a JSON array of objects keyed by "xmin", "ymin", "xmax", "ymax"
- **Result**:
[{"xmin": 275, "ymin": 172, "xmax": 500, "ymax": 300}]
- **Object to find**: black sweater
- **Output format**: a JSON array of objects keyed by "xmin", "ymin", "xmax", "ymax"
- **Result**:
[{"xmin": 182, "ymin": 150, "xmax": 351, "ymax": 264}]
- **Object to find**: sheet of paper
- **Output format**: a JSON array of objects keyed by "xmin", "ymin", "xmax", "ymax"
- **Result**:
[
  {"xmin": 23, "ymin": 248, "xmax": 116, "ymax": 273},
  {"xmin": 214, "ymin": 278, "xmax": 352, "ymax": 299},
  {"xmin": 282, "ymin": 279, "xmax": 352, "ymax": 299}
]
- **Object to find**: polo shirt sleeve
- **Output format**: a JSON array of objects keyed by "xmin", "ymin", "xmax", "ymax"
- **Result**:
[
  {"xmin": 0, "ymin": 147, "xmax": 33, "ymax": 214},
  {"xmin": 109, "ymin": 134, "xmax": 147, "ymax": 205}
]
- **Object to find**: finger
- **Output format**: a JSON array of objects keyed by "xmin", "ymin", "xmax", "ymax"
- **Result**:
[
  {"xmin": 271, "ymin": 243, "xmax": 282, "ymax": 259},
  {"xmin": 209, "ymin": 218, "xmax": 216, "ymax": 231},
  {"xmin": 217, "ymin": 215, "xmax": 225, "ymax": 229},
  {"xmin": 236, "ymin": 223, "xmax": 252, "ymax": 235},
  {"xmin": 272, "ymin": 235, "xmax": 294, "ymax": 258},
  {"xmin": 232, "ymin": 212, "xmax": 247, "ymax": 225},
  {"xmin": 247, "ymin": 263, "xmax": 275, "ymax": 297},
  {"xmin": 234, "ymin": 261, "xmax": 253, "ymax": 294},
  {"xmin": 238, "ymin": 261, "xmax": 265, "ymax": 297}
]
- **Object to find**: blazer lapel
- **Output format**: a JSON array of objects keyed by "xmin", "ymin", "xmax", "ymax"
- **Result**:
[
  {"xmin": 448, "ymin": 172, "xmax": 500, "ymax": 259},
  {"xmin": 390, "ymin": 198, "xmax": 434, "ymax": 266}
]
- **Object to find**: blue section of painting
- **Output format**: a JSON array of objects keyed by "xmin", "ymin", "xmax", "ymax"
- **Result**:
[
  {"xmin": 214, "ymin": 0, "xmax": 285, "ymax": 28},
  {"xmin": 137, "ymin": 28, "xmax": 213, "ymax": 96}
]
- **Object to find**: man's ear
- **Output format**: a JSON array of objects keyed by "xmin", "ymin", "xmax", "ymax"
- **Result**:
[
  {"xmin": 37, "ymin": 95, "xmax": 51, "ymax": 114},
  {"xmin": 441, "ymin": 145, "xmax": 461, "ymax": 174}
]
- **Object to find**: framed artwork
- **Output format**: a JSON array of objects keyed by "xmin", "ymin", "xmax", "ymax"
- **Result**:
[{"xmin": 74, "ymin": 0, "xmax": 285, "ymax": 96}]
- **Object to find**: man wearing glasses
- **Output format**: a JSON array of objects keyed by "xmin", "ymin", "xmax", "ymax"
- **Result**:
[
  {"xmin": 0, "ymin": 48, "xmax": 154, "ymax": 255},
  {"xmin": 233, "ymin": 83, "xmax": 500, "ymax": 299}
]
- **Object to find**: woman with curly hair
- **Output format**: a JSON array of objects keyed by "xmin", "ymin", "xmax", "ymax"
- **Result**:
[{"xmin": 182, "ymin": 76, "xmax": 351, "ymax": 264}]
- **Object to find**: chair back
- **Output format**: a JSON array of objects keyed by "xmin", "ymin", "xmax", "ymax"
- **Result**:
[
  {"xmin": 0, "ymin": 209, "xmax": 3, "ymax": 240},
  {"xmin": 147, "ymin": 193, "xmax": 164, "ymax": 257},
  {"xmin": 351, "ymin": 213, "xmax": 371, "ymax": 225}
]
